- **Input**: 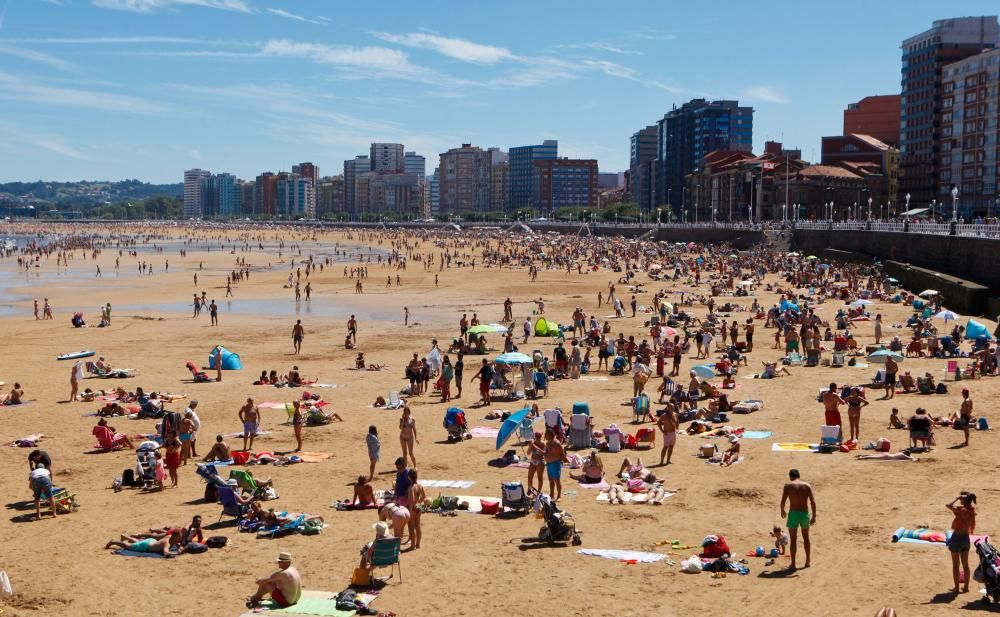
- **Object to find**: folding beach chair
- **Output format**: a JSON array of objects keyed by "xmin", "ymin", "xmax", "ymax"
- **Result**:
[
  {"xmin": 568, "ymin": 413, "xmax": 592, "ymax": 450},
  {"xmin": 633, "ymin": 393, "xmax": 650, "ymax": 423},
  {"xmin": 217, "ymin": 486, "xmax": 247, "ymax": 522},
  {"xmin": 369, "ymin": 537, "xmax": 402, "ymax": 583},
  {"xmin": 533, "ymin": 372, "xmax": 548, "ymax": 398},
  {"xmin": 634, "ymin": 427, "xmax": 656, "ymax": 449},
  {"xmin": 945, "ymin": 360, "xmax": 959, "ymax": 381},
  {"xmin": 387, "ymin": 391, "xmax": 403, "ymax": 409}
]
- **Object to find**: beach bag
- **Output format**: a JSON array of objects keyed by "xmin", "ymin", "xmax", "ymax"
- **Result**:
[
  {"xmin": 301, "ymin": 519, "xmax": 323, "ymax": 535},
  {"xmin": 627, "ymin": 479, "xmax": 646, "ymax": 492},
  {"xmin": 978, "ymin": 417, "xmax": 990, "ymax": 431},
  {"xmin": 185, "ymin": 542, "xmax": 208, "ymax": 554},
  {"xmin": 936, "ymin": 383, "xmax": 947, "ymax": 394},
  {"xmin": 680, "ymin": 555, "xmax": 703, "ymax": 573},
  {"xmin": 351, "ymin": 565, "xmax": 371, "ymax": 586},
  {"xmin": 480, "ymin": 500, "xmax": 500, "ymax": 515},
  {"xmin": 876, "ymin": 438, "xmax": 891, "ymax": 452},
  {"xmin": 206, "ymin": 536, "xmax": 228, "ymax": 549},
  {"xmin": 231, "ymin": 451, "xmax": 251, "ymax": 465},
  {"xmin": 702, "ymin": 535, "xmax": 730, "ymax": 558}
]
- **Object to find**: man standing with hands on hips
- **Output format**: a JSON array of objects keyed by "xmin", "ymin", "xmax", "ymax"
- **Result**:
[{"xmin": 780, "ymin": 468, "xmax": 816, "ymax": 570}]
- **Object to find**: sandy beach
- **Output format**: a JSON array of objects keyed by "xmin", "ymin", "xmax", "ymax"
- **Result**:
[{"xmin": 0, "ymin": 223, "xmax": 995, "ymax": 617}]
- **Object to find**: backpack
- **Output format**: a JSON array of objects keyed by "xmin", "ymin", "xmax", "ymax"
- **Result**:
[
  {"xmin": 204, "ymin": 483, "xmax": 217, "ymax": 503},
  {"xmin": 206, "ymin": 536, "xmax": 228, "ymax": 549},
  {"xmin": 184, "ymin": 542, "xmax": 208, "ymax": 554},
  {"xmin": 936, "ymin": 383, "xmax": 948, "ymax": 394},
  {"xmin": 122, "ymin": 468, "xmax": 136, "ymax": 487},
  {"xmin": 702, "ymin": 535, "xmax": 731, "ymax": 558},
  {"xmin": 301, "ymin": 519, "xmax": 323, "ymax": 535}
]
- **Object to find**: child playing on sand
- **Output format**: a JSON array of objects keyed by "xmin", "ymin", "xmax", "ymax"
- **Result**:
[
  {"xmin": 153, "ymin": 450, "xmax": 166, "ymax": 491},
  {"xmin": 888, "ymin": 407, "xmax": 906, "ymax": 430},
  {"xmin": 165, "ymin": 438, "xmax": 181, "ymax": 488},
  {"xmin": 771, "ymin": 525, "xmax": 789, "ymax": 555}
]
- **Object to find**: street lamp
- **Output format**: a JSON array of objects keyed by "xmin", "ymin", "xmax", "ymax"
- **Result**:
[
  {"xmin": 905, "ymin": 193, "xmax": 911, "ymax": 222},
  {"xmin": 951, "ymin": 186, "xmax": 959, "ymax": 222}
]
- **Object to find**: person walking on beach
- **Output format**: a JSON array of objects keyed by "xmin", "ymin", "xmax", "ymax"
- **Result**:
[
  {"xmin": 472, "ymin": 359, "xmax": 493, "ymax": 406},
  {"xmin": 454, "ymin": 352, "xmax": 464, "ymax": 398},
  {"xmin": 946, "ymin": 491, "xmax": 977, "ymax": 593},
  {"xmin": 292, "ymin": 320, "xmax": 304, "ymax": 355},
  {"xmin": 958, "ymin": 388, "xmax": 974, "ymax": 447},
  {"xmin": 780, "ymin": 469, "xmax": 816, "ymax": 570},
  {"xmin": 441, "ymin": 356, "xmax": 454, "ymax": 402},
  {"xmin": 399, "ymin": 406, "xmax": 418, "ymax": 467},
  {"xmin": 404, "ymin": 307, "xmax": 410, "ymax": 326},
  {"xmin": 366, "ymin": 425, "xmax": 380, "ymax": 481},
  {"xmin": 209, "ymin": 300, "xmax": 218, "ymax": 326},
  {"xmin": 34, "ymin": 299, "xmax": 39, "ymax": 320},
  {"xmin": 69, "ymin": 359, "xmax": 84, "ymax": 402},
  {"xmin": 43, "ymin": 298, "xmax": 52, "ymax": 320}
]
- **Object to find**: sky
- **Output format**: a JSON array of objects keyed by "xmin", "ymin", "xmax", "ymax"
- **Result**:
[{"xmin": 0, "ymin": 0, "xmax": 998, "ymax": 184}]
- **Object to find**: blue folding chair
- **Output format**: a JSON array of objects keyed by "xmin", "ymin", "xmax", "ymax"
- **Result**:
[
  {"xmin": 533, "ymin": 372, "xmax": 548, "ymax": 398},
  {"xmin": 633, "ymin": 393, "xmax": 650, "ymax": 423},
  {"xmin": 217, "ymin": 486, "xmax": 246, "ymax": 522},
  {"xmin": 369, "ymin": 537, "xmax": 402, "ymax": 583}
]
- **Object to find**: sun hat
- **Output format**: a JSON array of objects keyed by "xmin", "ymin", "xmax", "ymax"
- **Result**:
[
  {"xmin": 275, "ymin": 552, "xmax": 293, "ymax": 563},
  {"xmin": 729, "ymin": 436, "xmax": 740, "ymax": 444},
  {"xmin": 373, "ymin": 521, "xmax": 390, "ymax": 538}
]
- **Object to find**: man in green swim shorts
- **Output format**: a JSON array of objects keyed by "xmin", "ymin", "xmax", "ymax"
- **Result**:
[{"xmin": 780, "ymin": 468, "xmax": 816, "ymax": 570}]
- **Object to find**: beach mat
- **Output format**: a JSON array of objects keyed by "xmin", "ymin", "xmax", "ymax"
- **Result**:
[
  {"xmin": 596, "ymin": 491, "xmax": 674, "ymax": 503},
  {"xmin": 294, "ymin": 452, "xmax": 333, "ymax": 463},
  {"xmin": 577, "ymin": 480, "xmax": 609, "ymax": 490},
  {"xmin": 741, "ymin": 431, "xmax": 773, "ymax": 439},
  {"xmin": 422, "ymin": 480, "xmax": 475, "ymax": 489},
  {"xmin": 470, "ymin": 427, "xmax": 499, "ymax": 438},
  {"xmin": 114, "ymin": 549, "xmax": 169, "ymax": 559},
  {"xmin": 239, "ymin": 590, "xmax": 376, "ymax": 617},
  {"xmin": 771, "ymin": 443, "xmax": 818, "ymax": 452},
  {"xmin": 578, "ymin": 549, "xmax": 668, "ymax": 563}
]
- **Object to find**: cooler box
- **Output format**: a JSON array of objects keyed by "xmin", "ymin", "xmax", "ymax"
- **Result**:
[{"xmin": 820, "ymin": 425, "xmax": 840, "ymax": 445}]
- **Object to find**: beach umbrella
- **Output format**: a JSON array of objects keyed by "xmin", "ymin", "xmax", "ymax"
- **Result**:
[
  {"xmin": 935, "ymin": 310, "xmax": 959, "ymax": 322},
  {"xmin": 496, "ymin": 407, "xmax": 532, "ymax": 450},
  {"xmin": 494, "ymin": 352, "xmax": 533, "ymax": 365},
  {"xmin": 690, "ymin": 365, "xmax": 716, "ymax": 380},
  {"xmin": 918, "ymin": 289, "xmax": 939, "ymax": 298},
  {"xmin": 867, "ymin": 349, "xmax": 904, "ymax": 364}
]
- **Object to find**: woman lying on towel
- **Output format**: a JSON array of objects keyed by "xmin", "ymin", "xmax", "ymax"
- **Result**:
[
  {"xmin": 105, "ymin": 529, "xmax": 184, "ymax": 555},
  {"xmin": 258, "ymin": 508, "xmax": 325, "ymax": 527},
  {"xmin": 855, "ymin": 452, "xmax": 914, "ymax": 461}
]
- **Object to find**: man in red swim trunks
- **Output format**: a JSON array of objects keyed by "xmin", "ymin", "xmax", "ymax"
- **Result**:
[
  {"xmin": 247, "ymin": 552, "xmax": 301, "ymax": 609},
  {"xmin": 822, "ymin": 382, "xmax": 845, "ymax": 440}
]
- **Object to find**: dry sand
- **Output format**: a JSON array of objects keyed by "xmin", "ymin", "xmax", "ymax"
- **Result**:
[{"xmin": 0, "ymin": 224, "xmax": 995, "ymax": 617}]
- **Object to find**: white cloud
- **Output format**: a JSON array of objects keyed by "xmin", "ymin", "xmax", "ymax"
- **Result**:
[
  {"xmin": 0, "ymin": 44, "xmax": 75, "ymax": 70},
  {"xmin": 34, "ymin": 136, "xmax": 93, "ymax": 160},
  {"xmin": 555, "ymin": 42, "xmax": 642, "ymax": 56},
  {"xmin": 92, "ymin": 0, "xmax": 253, "ymax": 13},
  {"xmin": 266, "ymin": 8, "xmax": 325, "ymax": 26},
  {"xmin": 742, "ymin": 85, "xmax": 788, "ymax": 104},
  {"xmin": 371, "ymin": 31, "xmax": 512, "ymax": 64},
  {"xmin": 6, "ymin": 36, "xmax": 255, "ymax": 45},
  {"xmin": 0, "ymin": 71, "xmax": 166, "ymax": 113},
  {"xmin": 581, "ymin": 59, "xmax": 638, "ymax": 80}
]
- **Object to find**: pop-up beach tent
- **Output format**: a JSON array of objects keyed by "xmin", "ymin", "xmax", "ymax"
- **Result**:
[
  {"xmin": 534, "ymin": 317, "xmax": 561, "ymax": 337},
  {"xmin": 207, "ymin": 346, "xmax": 242, "ymax": 370}
]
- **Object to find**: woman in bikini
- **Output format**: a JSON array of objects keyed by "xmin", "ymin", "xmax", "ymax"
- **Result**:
[
  {"xmin": 527, "ymin": 431, "xmax": 545, "ymax": 493},
  {"xmin": 399, "ymin": 406, "xmax": 418, "ymax": 467},
  {"xmin": 946, "ymin": 492, "xmax": 977, "ymax": 593}
]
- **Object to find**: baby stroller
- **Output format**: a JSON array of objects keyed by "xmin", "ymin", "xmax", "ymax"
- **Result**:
[
  {"xmin": 534, "ymin": 492, "xmax": 581, "ymax": 545},
  {"xmin": 501, "ymin": 481, "xmax": 532, "ymax": 514},
  {"xmin": 610, "ymin": 356, "xmax": 627, "ymax": 376},
  {"xmin": 975, "ymin": 538, "xmax": 1000, "ymax": 604},
  {"xmin": 129, "ymin": 441, "xmax": 159, "ymax": 488},
  {"xmin": 444, "ymin": 407, "xmax": 471, "ymax": 442},
  {"xmin": 186, "ymin": 361, "xmax": 211, "ymax": 383}
]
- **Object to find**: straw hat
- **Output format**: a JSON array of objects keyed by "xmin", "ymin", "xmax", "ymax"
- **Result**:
[
  {"xmin": 373, "ymin": 521, "xmax": 390, "ymax": 538},
  {"xmin": 275, "ymin": 552, "xmax": 293, "ymax": 563}
]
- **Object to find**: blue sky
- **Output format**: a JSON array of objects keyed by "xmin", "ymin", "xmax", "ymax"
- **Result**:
[{"xmin": 0, "ymin": 0, "xmax": 997, "ymax": 183}]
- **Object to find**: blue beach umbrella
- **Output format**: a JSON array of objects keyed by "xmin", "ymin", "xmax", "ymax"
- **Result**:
[
  {"xmin": 495, "ymin": 352, "xmax": 533, "ymax": 365},
  {"xmin": 496, "ymin": 407, "xmax": 532, "ymax": 450},
  {"xmin": 867, "ymin": 349, "xmax": 904, "ymax": 364},
  {"xmin": 690, "ymin": 365, "xmax": 716, "ymax": 380}
]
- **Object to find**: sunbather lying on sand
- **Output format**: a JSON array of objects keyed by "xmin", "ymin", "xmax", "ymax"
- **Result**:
[
  {"xmin": 855, "ymin": 452, "xmax": 914, "ymax": 461},
  {"xmin": 105, "ymin": 529, "xmax": 184, "ymax": 555}
]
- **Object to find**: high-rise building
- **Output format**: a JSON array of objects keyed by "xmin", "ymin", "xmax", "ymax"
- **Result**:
[
  {"xmin": 404, "ymin": 152, "xmax": 426, "ymax": 178},
  {"xmin": 343, "ymin": 156, "xmax": 370, "ymax": 214},
  {"xmin": 942, "ymin": 47, "xmax": 1000, "ymax": 218},
  {"xmin": 899, "ymin": 16, "xmax": 999, "ymax": 206},
  {"xmin": 253, "ymin": 172, "xmax": 278, "ymax": 217},
  {"xmin": 239, "ymin": 180, "xmax": 255, "ymax": 216},
  {"xmin": 843, "ymin": 95, "xmax": 902, "ymax": 147},
  {"xmin": 598, "ymin": 172, "xmax": 620, "ymax": 189},
  {"xmin": 490, "ymin": 162, "xmax": 508, "ymax": 214},
  {"xmin": 508, "ymin": 140, "xmax": 558, "ymax": 212},
  {"xmin": 532, "ymin": 158, "xmax": 598, "ymax": 213},
  {"xmin": 292, "ymin": 162, "xmax": 319, "ymax": 189},
  {"xmin": 183, "ymin": 168, "xmax": 211, "ymax": 218},
  {"xmin": 656, "ymin": 99, "xmax": 753, "ymax": 219},
  {"xmin": 429, "ymin": 169, "xmax": 440, "ymax": 217},
  {"xmin": 365, "ymin": 172, "xmax": 421, "ymax": 216},
  {"xmin": 276, "ymin": 172, "xmax": 315, "ymax": 218},
  {"xmin": 317, "ymin": 175, "xmax": 344, "ymax": 218},
  {"xmin": 200, "ymin": 172, "xmax": 240, "ymax": 218},
  {"xmin": 629, "ymin": 125, "xmax": 659, "ymax": 211},
  {"xmin": 439, "ymin": 144, "xmax": 491, "ymax": 214},
  {"xmin": 370, "ymin": 143, "xmax": 405, "ymax": 172}
]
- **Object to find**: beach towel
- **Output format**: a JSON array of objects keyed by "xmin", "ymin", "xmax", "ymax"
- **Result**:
[
  {"xmin": 771, "ymin": 443, "xmax": 818, "ymax": 452},
  {"xmin": 258, "ymin": 402, "xmax": 287, "ymax": 409},
  {"xmin": 421, "ymin": 480, "xmax": 476, "ymax": 489},
  {"xmin": 294, "ymin": 452, "xmax": 333, "ymax": 463},
  {"xmin": 579, "ymin": 376, "xmax": 609, "ymax": 382},
  {"xmin": 239, "ymin": 590, "xmax": 377, "ymax": 617},
  {"xmin": 740, "ymin": 431, "xmax": 773, "ymax": 440},
  {"xmin": 597, "ymin": 491, "xmax": 674, "ymax": 504},
  {"xmin": 578, "ymin": 549, "xmax": 668, "ymax": 563},
  {"xmin": 7, "ymin": 434, "xmax": 43, "ymax": 447},
  {"xmin": 310, "ymin": 384, "xmax": 342, "ymax": 389},
  {"xmin": 114, "ymin": 549, "xmax": 170, "ymax": 559},
  {"xmin": 453, "ymin": 496, "xmax": 496, "ymax": 513},
  {"xmin": 223, "ymin": 431, "xmax": 272, "ymax": 439},
  {"xmin": 470, "ymin": 427, "xmax": 500, "ymax": 438},
  {"xmin": 1, "ymin": 401, "xmax": 33, "ymax": 408},
  {"xmin": 577, "ymin": 480, "xmax": 610, "ymax": 490},
  {"xmin": 892, "ymin": 528, "xmax": 947, "ymax": 543}
]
